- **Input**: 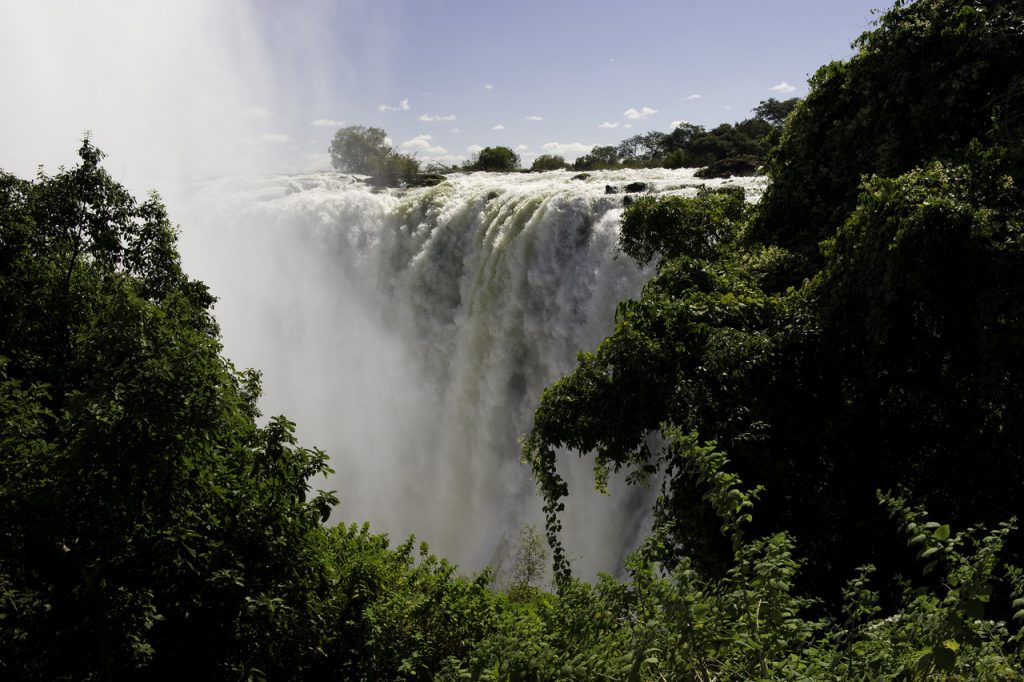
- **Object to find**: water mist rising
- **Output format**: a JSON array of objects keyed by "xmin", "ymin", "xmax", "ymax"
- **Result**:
[{"xmin": 177, "ymin": 168, "xmax": 766, "ymax": 576}]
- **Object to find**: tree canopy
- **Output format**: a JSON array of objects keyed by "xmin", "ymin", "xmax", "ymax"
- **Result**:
[
  {"xmin": 329, "ymin": 125, "xmax": 420, "ymax": 186},
  {"xmin": 525, "ymin": 0, "xmax": 1024, "ymax": 612},
  {"xmin": 470, "ymin": 146, "xmax": 520, "ymax": 172},
  {"xmin": 530, "ymin": 154, "xmax": 567, "ymax": 171}
]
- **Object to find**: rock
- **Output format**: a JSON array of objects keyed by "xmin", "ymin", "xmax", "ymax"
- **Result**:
[
  {"xmin": 605, "ymin": 184, "xmax": 619, "ymax": 194},
  {"xmin": 623, "ymin": 195, "xmax": 634, "ymax": 207},
  {"xmin": 694, "ymin": 155, "xmax": 761, "ymax": 179},
  {"xmin": 624, "ymin": 182, "xmax": 647, "ymax": 193},
  {"xmin": 404, "ymin": 173, "xmax": 447, "ymax": 188},
  {"xmin": 571, "ymin": 173, "xmax": 590, "ymax": 180}
]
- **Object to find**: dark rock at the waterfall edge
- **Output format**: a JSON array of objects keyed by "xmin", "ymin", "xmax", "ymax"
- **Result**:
[
  {"xmin": 623, "ymin": 195, "xmax": 634, "ymax": 207},
  {"xmin": 624, "ymin": 182, "xmax": 647, "ymax": 193},
  {"xmin": 404, "ymin": 173, "xmax": 447, "ymax": 188},
  {"xmin": 694, "ymin": 155, "xmax": 761, "ymax": 179},
  {"xmin": 605, "ymin": 184, "xmax": 619, "ymax": 194},
  {"xmin": 572, "ymin": 173, "xmax": 591, "ymax": 180},
  {"xmin": 362, "ymin": 173, "xmax": 447, "ymax": 189}
]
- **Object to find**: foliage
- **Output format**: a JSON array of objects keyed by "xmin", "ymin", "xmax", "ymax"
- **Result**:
[
  {"xmin": 619, "ymin": 186, "xmax": 747, "ymax": 266},
  {"xmin": 0, "ymin": 139, "xmax": 342, "ymax": 678},
  {"xmin": 572, "ymin": 145, "xmax": 620, "ymax": 171},
  {"xmin": 573, "ymin": 98, "xmax": 796, "ymax": 174},
  {"xmin": 329, "ymin": 124, "xmax": 421, "ymax": 186},
  {"xmin": 749, "ymin": 0, "xmax": 1024, "ymax": 268},
  {"xmin": 469, "ymin": 146, "xmax": 520, "ymax": 172},
  {"xmin": 753, "ymin": 97, "xmax": 800, "ymax": 127},
  {"xmin": 5, "ymin": 0, "xmax": 1024, "ymax": 678},
  {"xmin": 329, "ymin": 124, "xmax": 390, "ymax": 173},
  {"xmin": 530, "ymin": 154, "xmax": 567, "ymax": 171},
  {"xmin": 523, "ymin": 0, "xmax": 1024, "ymax": 617}
]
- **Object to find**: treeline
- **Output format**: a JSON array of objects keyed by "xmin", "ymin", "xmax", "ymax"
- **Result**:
[
  {"xmin": 571, "ymin": 97, "xmax": 798, "ymax": 177},
  {"xmin": 3, "ymin": 0, "xmax": 1024, "ymax": 679},
  {"xmin": 331, "ymin": 98, "xmax": 797, "ymax": 184}
]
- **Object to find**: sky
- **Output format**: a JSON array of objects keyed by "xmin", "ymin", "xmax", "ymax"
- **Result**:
[{"xmin": 0, "ymin": 0, "xmax": 887, "ymax": 192}]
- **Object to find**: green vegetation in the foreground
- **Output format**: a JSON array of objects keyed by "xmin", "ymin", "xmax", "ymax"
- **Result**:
[{"xmin": 3, "ymin": 0, "xmax": 1024, "ymax": 679}]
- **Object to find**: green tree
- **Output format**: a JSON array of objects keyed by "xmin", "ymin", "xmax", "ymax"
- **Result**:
[
  {"xmin": 572, "ymin": 145, "xmax": 619, "ymax": 170},
  {"xmin": 530, "ymin": 154, "xmax": 566, "ymax": 171},
  {"xmin": 471, "ymin": 146, "xmax": 520, "ymax": 172},
  {"xmin": 752, "ymin": 97, "xmax": 800, "ymax": 127},
  {"xmin": 523, "ymin": 0, "xmax": 1024, "ymax": 608},
  {"xmin": 0, "ymin": 140, "xmax": 339, "ymax": 678},
  {"xmin": 749, "ymin": 0, "xmax": 1024, "ymax": 268},
  {"xmin": 617, "ymin": 131, "xmax": 668, "ymax": 164},
  {"xmin": 329, "ymin": 125, "xmax": 419, "ymax": 186},
  {"xmin": 329, "ymin": 125, "xmax": 390, "ymax": 173}
]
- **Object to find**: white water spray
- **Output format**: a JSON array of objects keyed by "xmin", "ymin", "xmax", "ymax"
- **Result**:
[{"xmin": 177, "ymin": 168, "xmax": 766, "ymax": 576}]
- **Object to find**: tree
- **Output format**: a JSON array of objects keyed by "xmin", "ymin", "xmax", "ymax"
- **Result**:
[
  {"xmin": 617, "ymin": 131, "xmax": 668, "ymax": 164},
  {"xmin": 572, "ymin": 145, "xmax": 619, "ymax": 170},
  {"xmin": 530, "ymin": 154, "xmax": 566, "ymax": 171},
  {"xmin": 0, "ymin": 139, "xmax": 340, "ymax": 678},
  {"xmin": 471, "ymin": 146, "xmax": 520, "ymax": 172},
  {"xmin": 328, "ymin": 125, "xmax": 420, "ymax": 186},
  {"xmin": 329, "ymin": 125, "xmax": 390, "ymax": 173},
  {"xmin": 524, "ymin": 0, "xmax": 1024, "ymax": 608},
  {"xmin": 749, "ymin": 0, "xmax": 1024, "ymax": 267},
  {"xmin": 752, "ymin": 97, "xmax": 800, "ymax": 127}
]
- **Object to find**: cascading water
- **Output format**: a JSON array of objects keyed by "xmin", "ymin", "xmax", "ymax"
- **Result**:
[{"xmin": 175, "ymin": 168, "xmax": 767, "ymax": 577}]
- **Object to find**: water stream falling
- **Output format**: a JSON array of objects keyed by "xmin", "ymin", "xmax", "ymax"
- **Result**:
[{"xmin": 176, "ymin": 168, "xmax": 767, "ymax": 577}]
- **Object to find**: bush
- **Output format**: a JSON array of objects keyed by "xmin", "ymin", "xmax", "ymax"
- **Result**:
[
  {"xmin": 530, "ymin": 154, "xmax": 566, "ymax": 171},
  {"xmin": 470, "ymin": 146, "xmax": 520, "ymax": 172}
]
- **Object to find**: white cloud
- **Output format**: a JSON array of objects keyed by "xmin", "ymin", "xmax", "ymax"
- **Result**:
[
  {"xmin": 311, "ymin": 118, "xmax": 344, "ymax": 127},
  {"xmin": 670, "ymin": 120, "xmax": 690, "ymax": 129},
  {"xmin": 523, "ymin": 115, "xmax": 543, "ymax": 121},
  {"xmin": 378, "ymin": 97, "xmax": 411, "ymax": 112},
  {"xmin": 492, "ymin": 124, "xmax": 506, "ymax": 130},
  {"xmin": 241, "ymin": 106, "xmax": 273, "ymax": 119},
  {"xmin": 541, "ymin": 141, "xmax": 594, "ymax": 158},
  {"xmin": 769, "ymin": 81, "xmax": 796, "ymax": 93},
  {"xmin": 598, "ymin": 121, "xmax": 620, "ymax": 129},
  {"xmin": 467, "ymin": 144, "xmax": 484, "ymax": 154},
  {"xmin": 419, "ymin": 113, "xmax": 457, "ymax": 122},
  {"xmin": 515, "ymin": 144, "xmax": 529, "ymax": 152},
  {"xmin": 623, "ymin": 123, "xmax": 634, "ymax": 129},
  {"xmin": 723, "ymin": 105, "xmax": 733, "ymax": 110},
  {"xmin": 400, "ymin": 133, "xmax": 448, "ymax": 156},
  {"xmin": 258, "ymin": 133, "xmax": 290, "ymax": 143},
  {"xmin": 450, "ymin": 127, "xmax": 460, "ymax": 133},
  {"xmin": 681, "ymin": 94, "xmax": 702, "ymax": 101},
  {"xmin": 483, "ymin": 83, "xmax": 494, "ymax": 90},
  {"xmin": 623, "ymin": 106, "xmax": 657, "ymax": 119}
]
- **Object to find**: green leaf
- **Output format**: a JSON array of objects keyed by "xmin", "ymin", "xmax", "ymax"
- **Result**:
[{"xmin": 931, "ymin": 524, "xmax": 950, "ymax": 541}]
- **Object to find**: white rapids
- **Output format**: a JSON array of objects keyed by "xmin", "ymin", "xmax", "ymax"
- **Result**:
[{"xmin": 175, "ymin": 167, "xmax": 767, "ymax": 577}]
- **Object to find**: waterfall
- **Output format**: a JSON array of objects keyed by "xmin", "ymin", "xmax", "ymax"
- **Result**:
[{"xmin": 175, "ymin": 168, "xmax": 767, "ymax": 577}]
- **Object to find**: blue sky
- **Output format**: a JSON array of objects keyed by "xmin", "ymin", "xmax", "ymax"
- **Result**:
[{"xmin": 1, "ymin": 0, "xmax": 886, "ymax": 188}]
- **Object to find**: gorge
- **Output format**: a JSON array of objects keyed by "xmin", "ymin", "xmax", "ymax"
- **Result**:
[{"xmin": 177, "ymin": 168, "xmax": 766, "ymax": 576}]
